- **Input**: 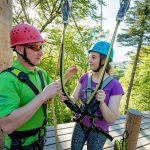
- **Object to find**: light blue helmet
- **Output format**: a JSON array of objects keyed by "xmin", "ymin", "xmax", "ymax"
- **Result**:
[{"xmin": 88, "ymin": 41, "xmax": 114, "ymax": 61}]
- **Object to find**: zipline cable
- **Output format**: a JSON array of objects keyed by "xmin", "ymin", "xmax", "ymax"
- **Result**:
[{"xmin": 71, "ymin": 14, "xmax": 84, "ymax": 42}]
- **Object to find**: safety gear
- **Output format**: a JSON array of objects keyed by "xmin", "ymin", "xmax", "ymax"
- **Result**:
[
  {"xmin": 10, "ymin": 23, "xmax": 44, "ymax": 47},
  {"xmin": 73, "ymin": 74, "xmax": 114, "ymax": 141},
  {"xmin": 25, "ymin": 44, "xmax": 42, "ymax": 52},
  {"xmin": 4, "ymin": 67, "xmax": 47, "ymax": 149},
  {"xmin": 88, "ymin": 41, "xmax": 114, "ymax": 61}
]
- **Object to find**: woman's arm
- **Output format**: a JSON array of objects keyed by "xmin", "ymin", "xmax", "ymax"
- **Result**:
[
  {"xmin": 100, "ymin": 95, "xmax": 122, "ymax": 124},
  {"xmin": 96, "ymin": 90, "xmax": 122, "ymax": 124}
]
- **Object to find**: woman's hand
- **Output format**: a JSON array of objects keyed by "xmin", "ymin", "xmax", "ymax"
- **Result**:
[
  {"xmin": 64, "ymin": 66, "xmax": 77, "ymax": 83},
  {"xmin": 95, "ymin": 89, "xmax": 106, "ymax": 103},
  {"xmin": 59, "ymin": 91, "xmax": 68, "ymax": 102}
]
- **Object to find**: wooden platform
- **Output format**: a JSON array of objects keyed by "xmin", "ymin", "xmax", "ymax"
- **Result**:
[{"xmin": 44, "ymin": 111, "xmax": 150, "ymax": 150}]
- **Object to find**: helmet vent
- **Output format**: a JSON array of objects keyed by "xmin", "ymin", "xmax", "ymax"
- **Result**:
[{"xmin": 10, "ymin": 23, "xmax": 44, "ymax": 47}]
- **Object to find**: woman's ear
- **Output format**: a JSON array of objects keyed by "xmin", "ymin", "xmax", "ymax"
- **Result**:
[{"xmin": 101, "ymin": 58, "xmax": 106, "ymax": 65}]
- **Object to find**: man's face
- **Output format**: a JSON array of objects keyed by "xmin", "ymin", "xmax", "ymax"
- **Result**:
[{"xmin": 24, "ymin": 42, "xmax": 43, "ymax": 65}]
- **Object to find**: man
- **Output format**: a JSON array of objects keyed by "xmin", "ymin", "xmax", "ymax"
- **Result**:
[{"xmin": 0, "ymin": 23, "xmax": 76, "ymax": 150}]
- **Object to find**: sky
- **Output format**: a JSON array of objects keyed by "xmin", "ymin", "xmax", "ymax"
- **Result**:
[
  {"xmin": 102, "ymin": 0, "xmax": 131, "ymax": 62},
  {"xmin": 82, "ymin": 0, "xmax": 134, "ymax": 62}
]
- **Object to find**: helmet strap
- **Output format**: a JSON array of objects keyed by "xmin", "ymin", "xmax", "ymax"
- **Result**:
[{"xmin": 16, "ymin": 47, "xmax": 35, "ymax": 66}]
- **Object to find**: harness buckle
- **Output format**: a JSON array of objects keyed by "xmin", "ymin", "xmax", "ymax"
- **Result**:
[
  {"xmin": 18, "ymin": 72, "xmax": 29, "ymax": 83},
  {"xmin": 94, "ymin": 114, "xmax": 99, "ymax": 119}
]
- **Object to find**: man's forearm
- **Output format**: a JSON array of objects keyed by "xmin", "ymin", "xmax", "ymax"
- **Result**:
[{"xmin": 0, "ymin": 94, "xmax": 43, "ymax": 134}]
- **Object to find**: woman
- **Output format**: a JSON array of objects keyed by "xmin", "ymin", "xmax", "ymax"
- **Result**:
[{"xmin": 60, "ymin": 41, "xmax": 124, "ymax": 150}]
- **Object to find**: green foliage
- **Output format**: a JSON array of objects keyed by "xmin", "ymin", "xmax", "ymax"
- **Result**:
[
  {"xmin": 111, "ymin": 62, "xmax": 128, "ymax": 80},
  {"xmin": 117, "ymin": 0, "xmax": 150, "ymax": 47},
  {"xmin": 130, "ymin": 46, "xmax": 150, "ymax": 111},
  {"xmin": 117, "ymin": 0, "xmax": 150, "ymax": 114},
  {"xmin": 119, "ymin": 46, "xmax": 150, "ymax": 113}
]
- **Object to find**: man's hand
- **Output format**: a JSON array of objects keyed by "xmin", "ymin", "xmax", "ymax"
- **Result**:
[
  {"xmin": 41, "ymin": 81, "xmax": 60, "ymax": 102},
  {"xmin": 59, "ymin": 91, "xmax": 68, "ymax": 102}
]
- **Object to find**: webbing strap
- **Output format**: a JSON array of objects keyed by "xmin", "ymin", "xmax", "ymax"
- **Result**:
[
  {"xmin": 87, "ymin": 73, "xmax": 113, "ymax": 92},
  {"xmin": 37, "ymin": 69, "xmax": 47, "ymax": 133},
  {"xmin": 7, "ymin": 67, "xmax": 39, "ymax": 95},
  {"xmin": 86, "ymin": 73, "xmax": 92, "ymax": 100},
  {"xmin": 78, "ymin": 122, "xmax": 113, "ymax": 141},
  {"xmin": 37, "ymin": 70, "xmax": 45, "ymax": 90},
  {"xmin": 85, "ymin": 73, "xmax": 113, "ymax": 106},
  {"xmin": 9, "ymin": 128, "xmax": 41, "ymax": 139}
]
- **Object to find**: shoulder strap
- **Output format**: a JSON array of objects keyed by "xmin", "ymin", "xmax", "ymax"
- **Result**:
[
  {"xmin": 87, "ymin": 74, "xmax": 113, "ymax": 90},
  {"xmin": 6, "ymin": 67, "xmax": 40, "ymax": 95},
  {"xmin": 86, "ymin": 73, "xmax": 92, "ymax": 100},
  {"xmin": 86, "ymin": 74, "xmax": 113, "ymax": 99},
  {"xmin": 37, "ymin": 69, "xmax": 45, "ymax": 90},
  {"xmin": 101, "ymin": 76, "xmax": 113, "ymax": 89},
  {"xmin": 86, "ymin": 74, "xmax": 113, "ymax": 100}
]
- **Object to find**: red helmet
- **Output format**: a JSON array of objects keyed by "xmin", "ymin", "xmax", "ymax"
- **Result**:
[{"xmin": 10, "ymin": 23, "xmax": 44, "ymax": 47}]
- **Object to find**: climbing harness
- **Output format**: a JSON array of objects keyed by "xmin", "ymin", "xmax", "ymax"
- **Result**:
[
  {"xmin": 74, "ymin": 73, "xmax": 114, "ymax": 141},
  {"xmin": 2, "ymin": 67, "xmax": 47, "ymax": 150}
]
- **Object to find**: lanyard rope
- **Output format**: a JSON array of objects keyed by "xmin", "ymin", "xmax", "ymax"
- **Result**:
[{"xmin": 59, "ymin": 0, "xmax": 82, "ymax": 114}]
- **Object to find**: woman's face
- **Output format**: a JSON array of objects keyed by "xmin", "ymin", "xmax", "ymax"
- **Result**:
[{"xmin": 88, "ymin": 52, "xmax": 100, "ymax": 71}]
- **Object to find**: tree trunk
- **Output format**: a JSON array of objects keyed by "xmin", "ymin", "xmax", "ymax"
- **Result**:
[
  {"xmin": 0, "ymin": 0, "xmax": 12, "ymax": 149},
  {"xmin": 125, "ymin": 109, "xmax": 143, "ymax": 150},
  {"xmin": 0, "ymin": 0, "xmax": 12, "ymax": 72},
  {"xmin": 124, "ymin": 35, "xmax": 143, "ymax": 114}
]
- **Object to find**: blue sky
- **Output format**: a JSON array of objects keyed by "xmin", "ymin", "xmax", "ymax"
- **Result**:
[
  {"xmin": 102, "ymin": 0, "xmax": 132, "ymax": 62},
  {"xmin": 102, "ymin": 0, "xmax": 135, "ymax": 62}
]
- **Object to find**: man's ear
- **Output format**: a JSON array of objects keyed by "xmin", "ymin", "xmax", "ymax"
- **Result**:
[{"xmin": 15, "ymin": 45, "xmax": 24, "ymax": 54}]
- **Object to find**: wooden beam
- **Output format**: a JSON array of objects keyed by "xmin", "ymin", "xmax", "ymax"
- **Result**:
[
  {"xmin": 125, "ymin": 109, "xmax": 143, "ymax": 150},
  {"xmin": 0, "ymin": 0, "xmax": 12, "ymax": 72},
  {"xmin": 0, "ymin": 0, "xmax": 12, "ymax": 149}
]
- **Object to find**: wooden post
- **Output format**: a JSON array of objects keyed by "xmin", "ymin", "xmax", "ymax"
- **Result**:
[
  {"xmin": 0, "ymin": 0, "xmax": 12, "ymax": 149},
  {"xmin": 0, "ymin": 0, "xmax": 12, "ymax": 72},
  {"xmin": 125, "ymin": 109, "xmax": 143, "ymax": 150}
]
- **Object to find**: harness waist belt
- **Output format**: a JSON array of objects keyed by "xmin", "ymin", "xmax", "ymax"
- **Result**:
[{"xmin": 8, "ymin": 128, "xmax": 41, "ymax": 139}]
